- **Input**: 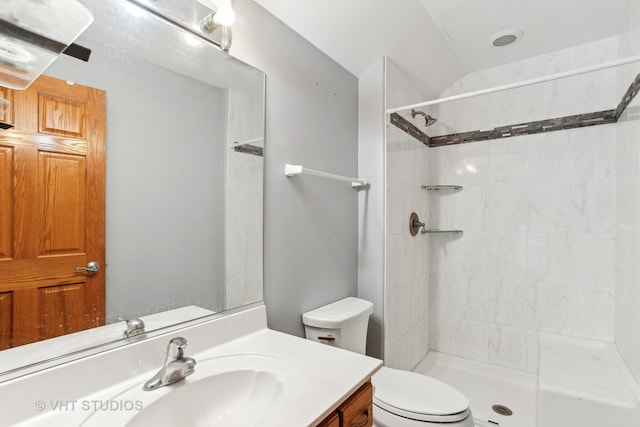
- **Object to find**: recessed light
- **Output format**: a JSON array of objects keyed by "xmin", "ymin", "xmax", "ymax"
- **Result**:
[{"xmin": 489, "ymin": 29, "xmax": 524, "ymax": 47}]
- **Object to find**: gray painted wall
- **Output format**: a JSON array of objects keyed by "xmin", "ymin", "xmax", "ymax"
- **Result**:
[{"xmin": 230, "ymin": 0, "xmax": 360, "ymax": 337}]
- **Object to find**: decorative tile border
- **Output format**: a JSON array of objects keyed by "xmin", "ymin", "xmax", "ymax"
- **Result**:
[
  {"xmin": 615, "ymin": 72, "xmax": 640, "ymax": 119},
  {"xmin": 390, "ymin": 72, "xmax": 640, "ymax": 148},
  {"xmin": 390, "ymin": 112, "xmax": 430, "ymax": 146},
  {"xmin": 430, "ymin": 110, "xmax": 616, "ymax": 147}
]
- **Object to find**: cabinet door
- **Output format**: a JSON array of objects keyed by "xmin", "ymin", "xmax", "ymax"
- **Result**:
[
  {"xmin": 340, "ymin": 382, "xmax": 373, "ymax": 427},
  {"xmin": 317, "ymin": 411, "xmax": 340, "ymax": 427}
]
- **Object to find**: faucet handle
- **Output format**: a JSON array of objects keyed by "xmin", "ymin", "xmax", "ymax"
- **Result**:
[
  {"xmin": 167, "ymin": 337, "xmax": 188, "ymax": 359},
  {"xmin": 120, "ymin": 316, "xmax": 146, "ymax": 337}
]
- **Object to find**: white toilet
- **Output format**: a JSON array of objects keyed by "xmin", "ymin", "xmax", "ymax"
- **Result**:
[{"xmin": 302, "ymin": 297, "xmax": 475, "ymax": 427}]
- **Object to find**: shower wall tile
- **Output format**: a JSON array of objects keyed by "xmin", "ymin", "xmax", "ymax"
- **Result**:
[
  {"xmin": 526, "ymin": 133, "xmax": 572, "ymax": 183},
  {"xmin": 455, "ymin": 186, "xmax": 488, "ymax": 232},
  {"xmin": 527, "ymin": 233, "xmax": 571, "ymax": 283},
  {"xmin": 528, "ymin": 182, "xmax": 573, "ymax": 232},
  {"xmin": 454, "ymin": 273, "xmax": 491, "ymax": 322},
  {"xmin": 533, "ymin": 280, "xmax": 570, "ymax": 335},
  {"xmin": 488, "ymin": 324, "xmax": 529, "ymax": 372},
  {"xmin": 569, "ymin": 233, "xmax": 615, "ymax": 286},
  {"xmin": 425, "ymin": 37, "xmax": 621, "ymax": 374},
  {"xmin": 456, "ymin": 319, "xmax": 489, "ymax": 363},
  {"xmin": 430, "ymin": 272, "xmax": 455, "ymax": 318},
  {"xmin": 616, "ymin": 1, "xmax": 640, "ymax": 383},
  {"xmin": 488, "ymin": 277, "xmax": 535, "ymax": 329},
  {"xmin": 568, "ymin": 282, "xmax": 615, "ymax": 340},
  {"xmin": 569, "ymin": 126, "xmax": 616, "ymax": 182},
  {"xmin": 225, "ymin": 88, "xmax": 264, "ymax": 310},
  {"xmin": 430, "ymin": 314, "xmax": 458, "ymax": 355},
  {"xmin": 455, "ymin": 141, "xmax": 490, "ymax": 186},
  {"xmin": 488, "ymin": 139, "xmax": 529, "ymax": 185},
  {"xmin": 453, "ymin": 231, "xmax": 491, "ymax": 276},
  {"xmin": 487, "ymin": 185, "xmax": 529, "ymax": 232},
  {"xmin": 570, "ymin": 180, "xmax": 616, "ymax": 233},
  {"xmin": 384, "ymin": 59, "xmax": 432, "ymax": 370},
  {"xmin": 527, "ymin": 330, "xmax": 540, "ymax": 373},
  {"xmin": 428, "ymin": 144, "xmax": 457, "ymax": 184},
  {"xmin": 488, "ymin": 233, "xmax": 528, "ymax": 279}
]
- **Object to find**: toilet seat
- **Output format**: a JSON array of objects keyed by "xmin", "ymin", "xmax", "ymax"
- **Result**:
[{"xmin": 372, "ymin": 367, "xmax": 471, "ymax": 423}]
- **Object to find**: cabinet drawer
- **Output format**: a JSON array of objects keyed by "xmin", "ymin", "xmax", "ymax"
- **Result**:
[{"xmin": 340, "ymin": 381, "xmax": 373, "ymax": 427}]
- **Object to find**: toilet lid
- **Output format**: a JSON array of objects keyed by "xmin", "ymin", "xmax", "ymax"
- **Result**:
[{"xmin": 372, "ymin": 367, "xmax": 470, "ymax": 423}]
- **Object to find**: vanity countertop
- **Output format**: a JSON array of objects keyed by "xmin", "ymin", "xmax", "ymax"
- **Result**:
[{"xmin": 4, "ymin": 305, "xmax": 382, "ymax": 427}]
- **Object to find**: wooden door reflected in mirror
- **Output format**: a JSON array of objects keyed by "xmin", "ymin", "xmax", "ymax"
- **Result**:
[{"xmin": 0, "ymin": 75, "xmax": 106, "ymax": 349}]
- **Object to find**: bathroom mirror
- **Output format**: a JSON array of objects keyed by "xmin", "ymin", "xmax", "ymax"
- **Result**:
[{"xmin": 0, "ymin": 0, "xmax": 264, "ymax": 379}]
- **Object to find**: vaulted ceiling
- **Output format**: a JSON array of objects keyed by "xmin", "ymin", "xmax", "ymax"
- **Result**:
[{"xmin": 254, "ymin": 0, "xmax": 631, "ymax": 96}]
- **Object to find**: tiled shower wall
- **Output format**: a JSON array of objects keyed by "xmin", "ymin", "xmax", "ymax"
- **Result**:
[
  {"xmin": 384, "ymin": 59, "xmax": 432, "ymax": 370},
  {"xmin": 225, "ymin": 85, "xmax": 264, "ymax": 310},
  {"xmin": 616, "ymin": 0, "xmax": 640, "ymax": 383},
  {"xmin": 384, "ymin": 32, "xmax": 640, "ymax": 375},
  {"xmin": 426, "ymin": 38, "xmax": 622, "ymax": 373}
]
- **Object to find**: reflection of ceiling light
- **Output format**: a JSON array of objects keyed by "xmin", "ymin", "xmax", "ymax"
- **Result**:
[
  {"xmin": 489, "ymin": 29, "xmax": 523, "ymax": 47},
  {"xmin": 0, "ymin": 38, "xmax": 36, "ymax": 64},
  {"xmin": 124, "ymin": 0, "xmax": 146, "ymax": 16},
  {"xmin": 184, "ymin": 33, "xmax": 201, "ymax": 46}
]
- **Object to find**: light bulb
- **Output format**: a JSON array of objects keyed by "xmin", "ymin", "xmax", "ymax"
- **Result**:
[{"xmin": 213, "ymin": 5, "xmax": 235, "ymax": 26}]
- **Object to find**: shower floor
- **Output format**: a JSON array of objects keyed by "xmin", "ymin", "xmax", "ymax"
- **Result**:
[{"xmin": 413, "ymin": 351, "xmax": 536, "ymax": 427}]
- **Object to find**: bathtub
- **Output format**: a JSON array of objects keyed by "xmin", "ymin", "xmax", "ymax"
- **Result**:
[{"xmin": 538, "ymin": 333, "xmax": 640, "ymax": 427}]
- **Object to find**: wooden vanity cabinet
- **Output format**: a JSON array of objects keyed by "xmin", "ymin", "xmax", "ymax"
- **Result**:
[
  {"xmin": 317, "ymin": 412, "xmax": 340, "ymax": 427},
  {"xmin": 317, "ymin": 381, "xmax": 373, "ymax": 427}
]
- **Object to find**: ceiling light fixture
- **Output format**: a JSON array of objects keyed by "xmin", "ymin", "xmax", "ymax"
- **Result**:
[
  {"xmin": 200, "ymin": 4, "xmax": 236, "ymax": 32},
  {"xmin": 489, "ymin": 29, "xmax": 523, "ymax": 47}
]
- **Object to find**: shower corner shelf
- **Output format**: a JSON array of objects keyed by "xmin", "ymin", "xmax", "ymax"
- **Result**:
[
  {"xmin": 409, "ymin": 213, "xmax": 463, "ymax": 236},
  {"xmin": 423, "ymin": 229, "xmax": 463, "ymax": 234},
  {"xmin": 421, "ymin": 185, "xmax": 463, "ymax": 191}
]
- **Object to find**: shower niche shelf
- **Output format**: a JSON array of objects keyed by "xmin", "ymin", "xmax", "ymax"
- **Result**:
[
  {"xmin": 423, "ymin": 229, "xmax": 463, "ymax": 234},
  {"xmin": 417, "ymin": 185, "xmax": 464, "ymax": 235},
  {"xmin": 421, "ymin": 185, "xmax": 463, "ymax": 191},
  {"xmin": 409, "ymin": 212, "xmax": 463, "ymax": 236}
]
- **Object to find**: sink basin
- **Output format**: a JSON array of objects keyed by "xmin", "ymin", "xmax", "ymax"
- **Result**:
[{"xmin": 81, "ymin": 354, "xmax": 303, "ymax": 427}]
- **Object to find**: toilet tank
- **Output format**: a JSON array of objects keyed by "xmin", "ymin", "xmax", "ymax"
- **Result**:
[{"xmin": 302, "ymin": 297, "xmax": 373, "ymax": 355}]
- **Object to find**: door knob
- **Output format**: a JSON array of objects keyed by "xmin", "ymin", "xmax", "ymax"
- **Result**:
[{"xmin": 75, "ymin": 261, "xmax": 100, "ymax": 275}]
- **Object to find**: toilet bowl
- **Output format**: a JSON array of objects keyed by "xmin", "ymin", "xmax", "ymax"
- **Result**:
[
  {"xmin": 302, "ymin": 297, "xmax": 474, "ymax": 427},
  {"xmin": 372, "ymin": 366, "xmax": 474, "ymax": 426}
]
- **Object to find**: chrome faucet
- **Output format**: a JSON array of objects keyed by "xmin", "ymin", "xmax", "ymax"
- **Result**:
[
  {"xmin": 143, "ymin": 337, "xmax": 196, "ymax": 391},
  {"xmin": 121, "ymin": 316, "xmax": 146, "ymax": 337}
]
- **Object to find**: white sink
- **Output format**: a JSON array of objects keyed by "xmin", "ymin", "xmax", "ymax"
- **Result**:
[
  {"xmin": 81, "ymin": 354, "xmax": 303, "ymax": 427},
  {"xmin": 1, "ymin": 306, "xmax": 381, "ymax": 427}
]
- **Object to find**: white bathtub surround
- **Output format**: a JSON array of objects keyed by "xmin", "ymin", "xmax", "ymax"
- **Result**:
[
  {"xmin": 537, "ymin": 333, "xmax": 640, "ymax": 426},
  {"xmin": 414, "ymin": 351, "xmax": 536, "ymax": 427},
  {"xmin": 0, "ymin": 305, "xmax": 381, "ymax": 427}
]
